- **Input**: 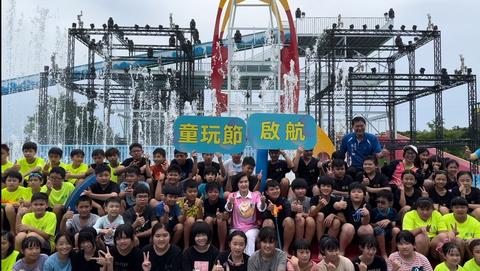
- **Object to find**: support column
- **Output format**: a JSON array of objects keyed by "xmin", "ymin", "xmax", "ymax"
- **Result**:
[
  {"xmin": 467, "ymin": 77, "xmax": 479, "ymax": 174},
  {"xmin": 387, "ymin": 60, "xmax": 396, "ymax": 161},
  {"xmin": 407, "ymin": 50, "xmax": 416, "ymax": 141},
  {"xmin": 433, "ymin": 35, "xmax": 443, "ymax": 157},
  {"xmin": 103, "ymin": 32, "xmax": 113, "ymax": 144},
  {"xmin": 38, "ymin": 66, "xmax": 49, "ymax": 145},
  {"xmin": 65, "ymin": 29, "xmax": 76, "ymax": 145},
  {"xmin": 87, "ymin": 41, "xmax": 96, "ymax": 145}
]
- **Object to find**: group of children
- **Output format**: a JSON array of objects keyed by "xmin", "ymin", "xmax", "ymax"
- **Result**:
[{"xmin": 1, "ymin": 141, "xmax": 480, "ymax": 271}]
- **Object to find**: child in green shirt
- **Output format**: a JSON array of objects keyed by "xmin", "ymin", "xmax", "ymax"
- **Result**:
[
  {"xmin": 17, "ymin": 142, "xmax": 44, "ymax": 187},
  {"xmin": 65, "ymin": 149, "xmax": 88, "ymax": 186}
]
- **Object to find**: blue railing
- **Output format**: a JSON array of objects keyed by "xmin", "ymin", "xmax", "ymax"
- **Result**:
[{"xmin": 35, "ymin": 145, "xmax": 257, "ymax": 165}]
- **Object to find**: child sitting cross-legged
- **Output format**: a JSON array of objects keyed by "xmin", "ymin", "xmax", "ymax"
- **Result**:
[
  {"xmin": 369, "ymin": 189, "xmax": 400, "ymax": 261},
  {"xmin": 2, "ymin": 171, "xmax": 28, "ymax": 235},
  {"xmin": 85, "ymin": 164, "xmax": 120, "ymax": 216}
]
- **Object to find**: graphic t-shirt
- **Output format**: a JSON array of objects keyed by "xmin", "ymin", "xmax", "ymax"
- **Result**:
[
  {"xmin": 443, "ymin": 213, "xmax": 480, "ymax": 241},
  {"xmin": 22, "ymin": 212, "xmax": 56, "ymax": 251},
  {"xmin": 403, "ymin": 210, "xmax": 447, "ymax": 239},
  {"xmin": 267, "ymin": 160, "xmax": 291, "ymax": 182},
  {"xmin": 178, "ymin": 198, "xmax": 203, "ymax": 218},
  {"xmin": 1, "ymin": 186, "xmax": 28, "ymax": 204},
  {"xmin": 40, "ymin": 182, "xmax": 75, "ymax": 207},
  {"xmin": 226, "ymin": 191, "xmax": 264, "ymax": 233},
  {"xmin": 110, "ymin": 246, "xmax": 143, "ymax": 271},
  {"xmin": 65, "ymin": 163, "xmax": 88, "ymax": 184},
  {"xmin": 182, "ymin": 245, "xmax": 220, "ymax": 271},
  {"xmin": 93, "ymin": 215, "xmax": 124, "ymax": 246},
  {"xmin": 17, "ymin": 157, "xmax": 45, "ymax": 181}
]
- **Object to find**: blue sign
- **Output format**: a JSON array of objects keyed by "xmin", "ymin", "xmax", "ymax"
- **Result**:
[
  {"xmin": 173, "ymin": 116, "xmax": 246, "ymax": 153},
  {"xmin": 246, "ymin": 113, "xmax": 317, "ymax": 150}
]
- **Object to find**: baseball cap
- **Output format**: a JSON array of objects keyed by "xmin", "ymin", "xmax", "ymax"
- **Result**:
[{"xmin": 403, "ymin": 145, "xmax": 418, "ymax": 154}]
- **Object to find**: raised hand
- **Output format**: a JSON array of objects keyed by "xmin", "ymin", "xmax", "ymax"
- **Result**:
[
  {"xmin": 288, "ymin": 255, "xmax": 299, "ymax": 267},
  {"xmin": 381, "ymin": 145, "xmax": 388, "ymax": 157},
  {"xmin": 260, "ymin": 192, "xmax": 267, "ymax": 204},
  {"xmin": 465, "ymin": 145, "xmax": 472, "ymax": 159},
  {"xmin": 338, "ymin": 197, "xmax": 348, "ymax": 209},
  {"xmin": 326, "ymin": 262, "xmax": 337, "ymax": 271},
  {"xmin": 215, "ymin": 152, "xmax": 222, "ymax": 159},
  {"xmin": 279, "ymin": 148, "xmax": 287, "ymax": 156},
  {"xmin": 142, "ymin": 251, "xmax": 151, "ymax": 271},
  {"xmin": 450, "ymin": 223, "xmax": 459, "ymax": 236},
  {"xmin": 319, "ymin": 197, "xmax": 328, "ymax": 209},
  {"xmin": 63, "ymin": 206, "xmax": 74, "ymax": 220},
  {"xmin": 46, "ymin": 179, "xmax": 53, "ymax": 190},
  {"xmin": 397, "ymin": 182, "xmax": 404, "ymax": 191},
  {"xmin": 422, "ymin": 163, "xmax": 429, "ymax": 172},
  {"xmin": 164, "ymin": 204, "xmax": 170, "ymax": 214},
  {"xmin": 297, "ymin": 145, "xmax": 304, "ymax": 155},
  {"xmin": 459, "ymin": 183, "xmax": 466, "ymax": 194},
  {"xmin": 257, "ymin": 170, "xmax": 263, "ymax": 181},
  {"xmin": 195, "ymin": 198, "xmax": 203, "ymax": 208},
  {"xmin": 267, "ymin": 200, "xmax": 275, "ymax": 212},
  {"xmin": 229, "ymin": 195, "xmax": 235, "ymax": 205},
  {"xmin": 183, "ymin": 202, "xmax": 189, "ymax": 212},
  {"xmin": 433, "ymin": 165, "xmax": 439, "ymax": 172},
  {"xmin": 94, "ymin": 246, "xmax": 113, "ymax": 266},
  {"xmin": 213, "ymin": 260, "xmax": 224, "ymax": 271},
  {"xmin": 362, "ymin": 175, "xmax": 370, "ymax": 186},
  {"xmin": 191, "ymin": 150, "xmax": 198, "ymax": 160},
  {"xmin": 135, "ymin": 213, "xmax": 145, "ymax": 228},
  {"xmin": 43, "ymin": 161, "xmax": 51, "ymax": 173},
  {"xmin": 326, "ymin": 166, "xmax": 334, "ymax": 177},
  {"xmin": 360, "ymin": 204, "xmax": 369, "ymax": 217},
  {"xmin": 391, "ymin": 259, "xmax": 402, "ymax": 271},
  {"xmin": 356, "ymin": 261, "xmax": 368, "ymax": 271},
  {"xmin": 420, "ymin": 186, "xmax": 428, "ymax": 197},
  {"xmin": 12, "ymin": 160, "xmax": 20, "ymax": 171}
]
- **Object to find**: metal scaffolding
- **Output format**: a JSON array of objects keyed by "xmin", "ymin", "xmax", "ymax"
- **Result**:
[
  {"xmin": 307, "ymin": 25, "xmax": 478, "ymax": 172},
  {"xmin": 36, "ymin": 16, "xmax": 201, "ymax": 145}
]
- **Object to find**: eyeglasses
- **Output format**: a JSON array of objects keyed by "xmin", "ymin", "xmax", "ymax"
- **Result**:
[
  {"xmin": 49, "ymin": 176, "xmax": 62, "ymax": 181},
  {"xmin": 226, "ymin": 252, "xmax": 244, "ymax": 267},
  {"xmin": 405, "ymin": 152, "xmax": 416, "ymax": 155},
  {"xmin": 376, "ymin": 200, "xmax": 389, "ymax": 205},
  {"xmin": 131, "ymin": 149, "xmax": 143, "ymax": 153}
]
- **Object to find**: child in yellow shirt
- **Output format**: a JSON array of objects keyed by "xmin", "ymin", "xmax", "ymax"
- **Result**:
[
  {"xmin": 1, "ymin": 171, "xmax": 28, "ymax": 235},
  {"xmin": 65, "ymin": 149, "xmax": 88, "ymax": 186},
  {"xmin": 17, "ymin": 142, "xmax": 44, "ymax": 187}
]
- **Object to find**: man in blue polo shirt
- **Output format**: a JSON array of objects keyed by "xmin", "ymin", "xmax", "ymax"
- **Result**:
[{"xmin": 341, "ymin": 116, "xmax": 388, "ymax": 180}]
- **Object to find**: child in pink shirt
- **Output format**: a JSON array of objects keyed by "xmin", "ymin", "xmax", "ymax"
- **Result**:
[{"xmin": 225, "ymin": 172, "xmax": 266, "ymax": 256}]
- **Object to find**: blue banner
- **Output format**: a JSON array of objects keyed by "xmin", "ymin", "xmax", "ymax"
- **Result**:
[
  {"xmin": 246, "ymin": 113, "xmax": 317, "ymax": 150},
  {"xmin": 173, "ymin": 116, "xmax": 246, "ymax": 153}
]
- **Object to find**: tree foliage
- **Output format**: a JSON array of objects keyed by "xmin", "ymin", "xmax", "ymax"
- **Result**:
[{"xmin": 398, "ymin": 121, "xmax": 469, "ymax": 157}]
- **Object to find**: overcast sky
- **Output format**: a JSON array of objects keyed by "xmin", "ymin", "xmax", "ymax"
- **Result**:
[{"xmin": 1, "ymin": 0, "xmax": 479, "ymax": 145}]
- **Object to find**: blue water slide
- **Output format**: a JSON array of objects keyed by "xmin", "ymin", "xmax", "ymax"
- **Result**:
[{"xmin": 1, "ymin": 31, "xmax": 291, "ymax": 96}]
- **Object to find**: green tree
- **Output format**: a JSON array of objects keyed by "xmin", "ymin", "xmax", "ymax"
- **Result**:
[{"xmin": 399, "ymin": 120, "xmax": 469, "ymax": 157}]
